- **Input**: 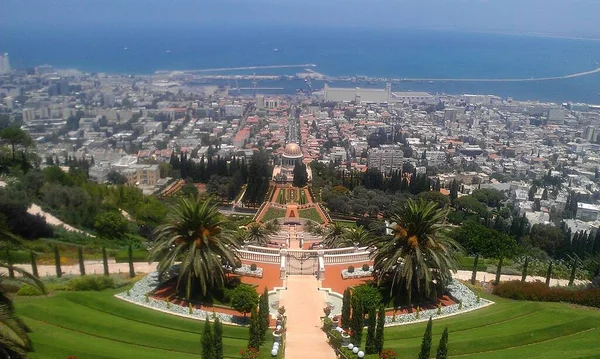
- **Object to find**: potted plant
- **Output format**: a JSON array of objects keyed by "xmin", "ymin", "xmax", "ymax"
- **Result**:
[
  {"xmin": 323, "ymin": 306, "xmax": 332, "ymax": 317},
  {"xmin": 341, "ymin": 331, "xmax": 351, "ymax": 346},
  {"xmin": 273, "ymin": 328, "xmax": 283, "ymax": 343},
  {"xmin": 276, "ymin": 306, "xmax": 286, "ymax": 326},
  {"xmin": 331, "ymin": 315, "xmax": 340, "ymax": 328}
]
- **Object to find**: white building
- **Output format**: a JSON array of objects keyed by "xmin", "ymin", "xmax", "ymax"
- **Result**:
[
  {"xmin": 324, "ymin": 83, "xmax": 391, "ymax": 103},
  {"xmin": 576, "ymin": 202, "xmax": 600, "ymax": 222},
  {"xmin": 0, "ymin": 53, "xmax": 10, "ymax": 74},
  {"xmin": 367, "ymin": 145, "xmax": 404, "ymax": 173}
]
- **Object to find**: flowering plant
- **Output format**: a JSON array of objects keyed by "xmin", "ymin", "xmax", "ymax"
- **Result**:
[
  {"xmin": 380, "ymin": 349, "xmax": 398, "ymax": 359},
  {"xmin": 240, "ymin": 347, "xmax": 260, "ymax": 359}
]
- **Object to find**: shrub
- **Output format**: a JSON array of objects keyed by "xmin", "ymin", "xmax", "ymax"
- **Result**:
[
  {"xmin": 322, "ymin": 317, "xmax": 333, "ymax": 332},
  {"xmin": 17, "ymin": 284, "xmax": 42, "ymax": 296},
  {"xmin": 348, "ymin": 265, "xmax": 355, "ymax": 273},
  {"xmin": 493, "ymin": 281, "xmax": 600, "ymax": 309},
  {"xmin": 353, "ymin": 284, "xmax": 383, "ymax": 314},
  {"xmin": 328, "ymin": 329, "xmax": 342, "ymax": 349},
  {"xmin": 362, "ymin": 264, "xmax": 370, "ymax": 271},
  {"xmin": 250, "ymin": 263, "xmax": 257, "ymax": 271},
  {"xmin": 231, "ymin": 284, "xmax": 259, "ymax": 315},
  {"xmin": 66, "ymin": 275, "xmax": 115, "ymax": 291}
]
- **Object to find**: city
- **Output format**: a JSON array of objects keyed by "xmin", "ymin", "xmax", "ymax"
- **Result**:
[{"xmin": 2, "ymin": 9, "xmax": 600, "ymax": 359}]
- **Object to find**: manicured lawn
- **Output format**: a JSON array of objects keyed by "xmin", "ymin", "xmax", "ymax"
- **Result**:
[
  {"xmin": 15, "ymin": 288, "xmax": 249, "ymax": 358},
  {"xmin": 334, "ymin": 220, "xmax": 357, "ymax": 228},
  {"xmin": 298, "ymin": 207, "xmax": 323, "ymax": 223},
  {"xmin": 262, "ymin": 207, "xmax": 286, "ymax": 222},
  {"xmin": 376, "ymin": 293, "xmax": 600, "ymax": 359}
]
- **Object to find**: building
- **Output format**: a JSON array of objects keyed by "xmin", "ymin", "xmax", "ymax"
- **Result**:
[
  {"xmin": 576, "ymin": 202, "xmax": 600, "ymax": 222},
  {"xmin": 547, "ymin": 108, "xmax": 566, "ymax": 125},
  {"xmin": 367, "ymin": 145, "xmax": 404, "ymax": 173},
  {"xmin": 225, "ymin": 104, "xmax": 243, "ymax": 117},
  {"xmin": 324, "ymin": 83, "xmax": 391, "ymax": 103},
  {"xmin": 272, "ymin": 142, "xmax": 310, "ymax": 182},
  {"xmin": 0, "ymin": 53, "xmax": 10, "ymax": 74}
]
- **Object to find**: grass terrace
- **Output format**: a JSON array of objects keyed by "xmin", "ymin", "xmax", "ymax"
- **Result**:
[
  {"xmin": 298, "ymin": 207, "xmax": 323, "ymax": 223},
  {"xmin": 15, "ymin": 289, "xmax": 249, "ymax": 358},
  {"xmin": 377, "ymin": 292, "xmax": 600, "ymax": 359},
  {"xmin": 261, "ymin": 207, "xmax": 286, "ymax": 222}
]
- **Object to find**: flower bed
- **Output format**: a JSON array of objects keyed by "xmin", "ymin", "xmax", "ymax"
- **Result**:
[
  {"xmin": 234, "ymin": 264, "xmax": 263, "ymax": 278},
  {"xmin": 383, "ymin": 280, "xmax": 493, "ymax": 326},
  {"xmin": 341, "ymin": 266, "xmax": 373, "ymax": 279},
  {"xmin": 115, "ymin": 272, "xmax": 248, "ymax": 325},
  {"xmin": 493, "ymin": 280, "xmax": 600, "ymax": 308}
]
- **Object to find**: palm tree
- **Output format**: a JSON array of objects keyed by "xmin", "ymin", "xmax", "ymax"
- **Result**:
[
  {"xmin": 149, "ymin": 197, "xmax": 240, "ymax": 300},
  {"xmin": 247, "ymin": 223, "xmax": 268, "ymax": 245},
  {"xmin": 368, "ymin": 199, "xmax": 462, "ymax": 305},
  {"xmin": 322, "ymin": 222, "xmax": 347, "ymax": 248},
  {"xmin": 0, "ymin": 222, "xmax": 46, "ymax": 358},
  {"xmin": 263, "ymin": 221, "xmax": 280, "ymax": 236},
  {"xmin": 342, "ymin": 226, "xmax": 373, "ymax": 248}
]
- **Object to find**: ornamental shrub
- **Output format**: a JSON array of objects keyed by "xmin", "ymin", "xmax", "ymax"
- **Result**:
[
  {"xmin": 362, "ymin": 263, "xmax": 370, "ymax": 271},
  {"xmin": 250, "ymin": 263, "xmax": 257, "ymax": 271},
  {"xmin": 328, "ymin": 329, "xmax": 343, "ymax": 349},
  {"xmin": 67, "ymin": 275, "xmax": 115, "ymax": 291},
  {"xmin": 418, "ymin": 317, "xmax": 433, "ymax": 359},
  {"xmin": 231, "ymin": 284, "xmax": 259, "ymax": 316},
  {"xmin": 348, "ymin": 265, "xmax": 355, "ymax": 273},
  {"xmin": 493, "ymin": 281, "xmax": 600, "ymax": 309},
  {"xmin": 353, "ymin": 284, "xmax": 382, "ymax": 314}
]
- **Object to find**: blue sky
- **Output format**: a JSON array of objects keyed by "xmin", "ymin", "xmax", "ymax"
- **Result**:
[{"xmin": 2, "ymin": 0, "xmax": 600, "ymax": 37}]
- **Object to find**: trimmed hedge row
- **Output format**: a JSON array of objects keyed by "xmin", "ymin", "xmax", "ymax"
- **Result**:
[{"xmin": 493, "ymin": 281, "xmax": 600, "ymax": 309}]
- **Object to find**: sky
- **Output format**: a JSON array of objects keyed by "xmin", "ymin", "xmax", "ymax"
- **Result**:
[{"xmin": 2, "ymin": 0, "xmax": 600, "ymax": 37}]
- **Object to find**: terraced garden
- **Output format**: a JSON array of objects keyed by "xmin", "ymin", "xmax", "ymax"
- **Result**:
[
  {"xmin": 261, "ymin": 207, "xmax": 286, "ymax": 222},
  {"xmin": 379, "ymin": 293, "xmax": 600, "ymax": 359},
  {"xmin": 15, "ymin": 289, "xmax": 249, "ymax": 359},
  {"xmin": 298, "ymin": 207, "xmax": 323, "ymax": 223},
  {"xmin": 275, "ymin": 188, "xmax": 309, "ymax": 205}
]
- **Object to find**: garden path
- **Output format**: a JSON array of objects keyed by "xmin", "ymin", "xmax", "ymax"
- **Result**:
[{"xmin": 280, "ymin": 275, "xmax": 336, "ymax": 359}]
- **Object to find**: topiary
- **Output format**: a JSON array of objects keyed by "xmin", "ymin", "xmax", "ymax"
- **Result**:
[
  {"xmin": 348, "ymin": 265, "xmax": 355, "ymax": 273},
  {"xmin": 362, "ymin": 264, "xmax": 370, "ymax": 271},
  {"xmin": 250, "ymin": 263, "xmax": 257, "ymax": 271},
  {"xmin": 17, "ymin": 284, "xmax": 42, "ymax": 296}
]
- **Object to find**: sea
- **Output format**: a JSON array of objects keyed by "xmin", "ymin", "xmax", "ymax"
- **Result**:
[{"xmin": 2, "ymin": 25, "xmax": 600, "ymax": 104}]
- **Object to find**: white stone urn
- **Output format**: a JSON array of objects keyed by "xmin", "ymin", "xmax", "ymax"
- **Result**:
[
  {"xmin": 273, "ymin": 330, "xmax": 283, "ymax": 343},
  {"xmin": 341, "ymin": 333, "xmax": 351, "ymax": 346}
]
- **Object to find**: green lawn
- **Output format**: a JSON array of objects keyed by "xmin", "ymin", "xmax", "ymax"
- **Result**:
[
  {"xmin": 261, "ymin": 207, "xmax": 286, "ymax": 222},
  {"xmin": 15, "ymin": 289, "xmax": 249, "ymax": 358},
  {"xmin": 298, "ymin": 208, "xmax": 323, "ymax": 223},
  {"xmin": 334, "ymin": 220, "xmax": 357, "ymax": 228},
  {"xmin": 376, "ymin": 293, "xmax": 600, "ymax": 359}
]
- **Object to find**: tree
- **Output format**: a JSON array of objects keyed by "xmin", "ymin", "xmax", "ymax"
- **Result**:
[
  {"xmin": 214, "ymin": 316, "xmax": 223, "ymax": 359},
  {"xmin": 78, "ymin": 247, "xmax": 85, "ymax": 276},
  {"xmin": 350, "ymin": 295, "xmax": 364, "ymax": 346},
  {"xmin": 341, "ymin": 288, "xmax": 352, "ymax": 330},
  {"xmin": 353, "ymin": 284, "xmax": 382, "ymax": 315},
  {"xmin": 342, "ymin": 226, "xmax": 373, "ymax": 248},
  {"xmin": 248, "ymin": 306, "xmax": 262, "ymax": 349},
  {"xmin": 180, "ymin": 182, "xmax": 199, "ymax": 198},
  {"xmin": 107, "ymin": 170, "xmax": 127, "ymax": 185},
  {"xmin": 54, "ymin": 245, "xmax": 62, "ymax": 278},
  {"xmin": 94, "ymin": 211, "xmax": 128, "ymax": 240},
  {"xmin": 0, "ymin": 126, "xmax": 33, "ymax": 161},
  {"xmin": 418, "ymin": 191, "xmax": 450, "ymax": 209},
  {"xmin": 231, "ymin": 284, "xmax": 259, "ymax": 317},
  {"xmin": 363, "ymin": 168, "xmax": 384, "ymax": 190},
  {"xmin": 30, "ymin": 251, "xmax": 38, "ymax": 278},
  {"xmin": 375, "ymin": 306, "xmax": 385, "ymax": 354},
  {"xmin": 246, "ymin": 223, "xmax": 268, "ymax": 245},
  {"xmin": 451, "ymin": 221, "xmax": 498, "ymax": 285},
  {"xmin": 449, "ymin": 180, "xmax": 459, "ymax": 203},
  {"xmin": 128, "ymin": 244, "xmax": 135, "ymax": 278},
  {"xmin": 258, "ymin": 287, "xmax": 269, "ymax": 342},
  {"xmin": 149, "ymin": 197, "xmax": 240, "ymax": 300},
  {"xmin": 202, "ymin": 318, "xmax": 215, "ymax": 359},
  {"xmin": 369, "ymin": 199, "xmax": 462, "ymax": 305},
  {"xmin": 0, "ymin": 224, "xmax": 46, "ymax": 358},
  {"xmin": 418, "ymin": 317, "xmax": 433, "ymax": 359},
  {"xmin": 292, "ymin": 161, "xmax": 308, "ymax": 187},
  {"xmin": 102, "ymin": 246, "xmax": 109, "ymax": 276},
  {"xmin": 323, "ymin": 222, "xmax": 347, "ymax": 248},
  {"xmin": 529, "ymin": 224, "xmax": 564, "ymax": 257},
  {"xmin": 436, "ymin": 327, "xmax": 449, "ymax": 359},
  {"xmin": 489, "ymin": 230, "xmax": 518, "ymax": 284},
  {"xmin": 365, "ymin": 306, "xmax": 377, "ymax": 354}
]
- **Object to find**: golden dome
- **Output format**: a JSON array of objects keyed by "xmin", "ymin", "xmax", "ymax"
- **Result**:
[{"xmin": 283, "ymin": 143, "xmax": 303, "ymax": 157}]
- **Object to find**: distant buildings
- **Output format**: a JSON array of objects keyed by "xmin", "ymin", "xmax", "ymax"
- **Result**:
[
  {"xmin": 0, "ymin": 53, "xmax": 10, "ymax": 74},
  {"xmin": 324, "ymin": 83, "xmax": 391, "ymax": 103},
  {"xmin": 367, "ymin": 145, "xmax": 404, "ymax": 173}
]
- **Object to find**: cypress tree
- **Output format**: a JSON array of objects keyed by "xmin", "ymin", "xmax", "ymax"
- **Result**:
[
  {"xmin": 54, "ymin": 245, "xmax": 62, "ymax": 278},
  {"xmin": 258, "ymin": 287, "xmax": 269, "ymax": 342},
  {"xmin": 248, "ymin": 306, "xmax": 261, "ymax": 349},
  {"xmin": 418, "ymin": 317, "xmax": 433, "ymax": 359},
  {"xmin": 365, "ymin": 306, "xmax": 377, "ymax": 354},
  {"xmin": 521, "ymin": 256, "xmax": 529, "ymax": 282},
  {"xmin": 214, "ymin": 316, "xmax": 223, "ymax": 359},
  {"xmin": 341, "ymin": 288, "xmax": 352, "ymax": 330},
  {"xmin": 350, "ymin": 295, "xmax": 364, "ymax": 346},
  {"xmin": 545, "ymin": 261, "xmax": 553, "ymax": 286},
  {"xmin": 374, "ymin": 306, "xmax": 385, "ymax": 354},
  {"xmin": 102, "ymin": 246, "xmax": 109, "ymax": 276},
  {"xmin": 436, "ymin": 327, "xmax": 449, "ymax": 359},
  {"xmin": 5, "ymin": 248, "xmax": 14, "ymax": 279},
  {"xmin": 202, "ymin": 317, "xmax": 215, "ymax": 359},
  {"xmin": 78, "ymin": 247, "xmax": 85, "ymax": 276},
  {"xmin": 128, "ymin": 244, "xmax": 135, "ymax": 278},
  {"xmin": 30, "ymin": 251, "xmax": 38, "ymax": 278}
]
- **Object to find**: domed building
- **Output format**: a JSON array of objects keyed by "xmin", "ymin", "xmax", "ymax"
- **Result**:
[{"xmin": 282, "ymin": 143, "xmax": 303, "ymax": 167}]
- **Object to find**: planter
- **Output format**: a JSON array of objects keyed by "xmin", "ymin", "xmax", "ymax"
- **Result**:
[
  {"xmin": 273, "ymin": 331, "xmax": 282, "ymax": 343},
  {"xmin": 341, "ymin": 333, "xmax": 351, "ymax": 346},
  {"xmin": 332, "ymin": 318, "xmax": 339, "ymax": 328}
]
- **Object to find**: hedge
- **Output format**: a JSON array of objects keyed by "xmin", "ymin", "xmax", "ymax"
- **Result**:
[{"xmin": 493, "ymin": 281, "xmax": 600, "ymax": 309}]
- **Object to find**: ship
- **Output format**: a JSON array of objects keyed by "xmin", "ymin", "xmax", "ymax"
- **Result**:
[{"xmin": 273, "ymin": 48, "xmax": 280, "ymax": 52}]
